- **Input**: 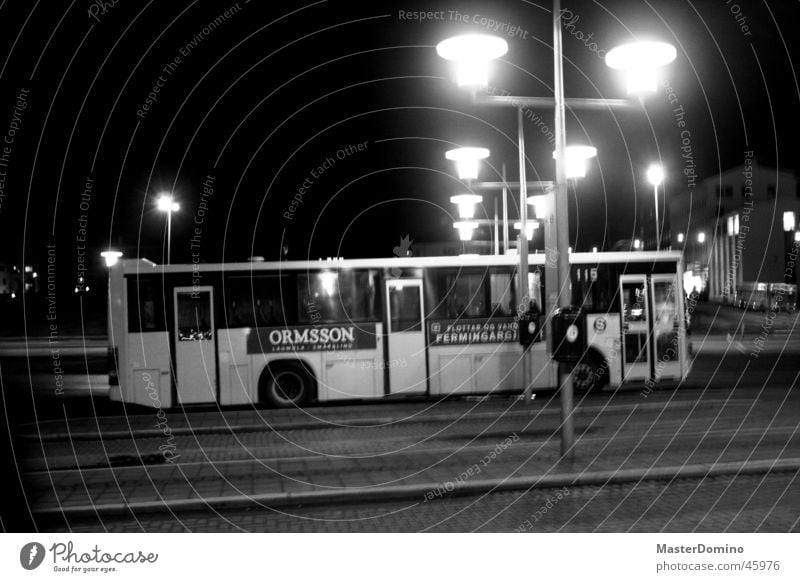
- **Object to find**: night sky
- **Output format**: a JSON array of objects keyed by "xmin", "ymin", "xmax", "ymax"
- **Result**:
[{"xmin": 0, "ymin": 0, "xmax": 797, "ymax": 277}]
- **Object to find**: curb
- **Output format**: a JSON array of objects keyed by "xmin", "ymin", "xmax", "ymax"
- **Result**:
[
  {"xmin": 22, "ymin": 398, "xmax": 734, "ymax": 442},
  {"xmin": 33, "ymin": 457, "xmax": 800, "ymax": 519}
]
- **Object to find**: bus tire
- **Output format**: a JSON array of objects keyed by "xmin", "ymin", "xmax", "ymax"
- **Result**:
[
  {"xmin": 259, "ymin": 363, "xmax": 315, "ymax": 408},
  {"xmin": 572, "ymin": 353, "xmax": 606, "ymax": 394}
]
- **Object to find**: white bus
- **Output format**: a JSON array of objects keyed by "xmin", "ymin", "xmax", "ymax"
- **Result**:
[{"xmin": 107, "ymin": 252, "xmax": 690, "ymax": 408}]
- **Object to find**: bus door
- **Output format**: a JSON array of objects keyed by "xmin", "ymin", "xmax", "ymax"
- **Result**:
[
  {"xmin": 619, "ymin": 275, "xmax": 651, "ymax": 381},
  {"xmin": 385, "ymin": 279, "xmax": 427, "ymax": 395},
  {"xmin": 650, "ymin": 274, "xmax": 686, "ymax": 380},
  {"xmin": 173, "ymin": 286, "xmax": 217, "ymax": 404}
]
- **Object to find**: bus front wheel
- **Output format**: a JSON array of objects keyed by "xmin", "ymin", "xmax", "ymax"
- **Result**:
[{"xmin": 260, "ymin": 364, "xmax": 314, "ymax": 408}]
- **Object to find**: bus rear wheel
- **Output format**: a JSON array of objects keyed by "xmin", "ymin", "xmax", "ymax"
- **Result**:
[
  {"xmin": 572, "ymin": 354, "xmax": 605, "ymax": 394},
  {"xmin": 260, "ymin": 364, "xmax": 314, "ymax": 408}
]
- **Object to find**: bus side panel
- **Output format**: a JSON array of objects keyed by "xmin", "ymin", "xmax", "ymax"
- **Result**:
[
  {"xmin": 429, "ymin": 343, "xmax": 553, "ymax": 395},
  {"xmin": 126, "ymin": 332, "xmax": 171, "ymax": 408},
  {"xmin": 320, "ymin": 323, "xmax": 384, "ymax": 401},
  {"xmin": 586, "ymin": 313, "xmax": 623, "ymax": 387},
  {"xmin": 218, "ymin": 328, "xmax": 253, "ymax": 405}
]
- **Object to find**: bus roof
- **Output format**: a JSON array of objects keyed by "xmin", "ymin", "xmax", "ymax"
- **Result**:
[{"xmin": 120, "ymin": 251, "xmax": 683, "ymax": 275}]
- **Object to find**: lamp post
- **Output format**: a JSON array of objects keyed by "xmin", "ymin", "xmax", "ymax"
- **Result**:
[
  {"xmin": 647, "ymin": 164, "xmax": 665, "ymax": 250},
  {"xmin": 156, "ymin": 194, "xmax": 179, "ymax": 265},
  {"xmin": 437, "ymin": 5, "xmax": 676, "ymax": 459},
  {"xmin": 100, "ymin": 250, "xmax": 122, "ymax": 386}
]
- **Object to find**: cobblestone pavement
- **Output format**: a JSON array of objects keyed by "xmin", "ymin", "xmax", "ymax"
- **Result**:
[{"xmin": 50, "ymin": 471, "xmax": 800, "ymax": 532}]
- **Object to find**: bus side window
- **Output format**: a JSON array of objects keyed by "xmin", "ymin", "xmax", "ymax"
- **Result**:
[{"xmin": 127, "ymin": 277, "xmax": 165, "ymax": 332}]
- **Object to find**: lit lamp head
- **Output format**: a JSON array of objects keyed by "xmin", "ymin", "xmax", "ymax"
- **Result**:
[
  {"xmin": 436, "ymin": 34, "xmax": 508, "ymax": 88},
  {"xmin": 453, "ymin": 221, "xmax": 478, "ymax": 241},
  {"xmin": 156, "ymin": 193, "xmax": 179, "ymax": 213},
  {"xmin": 697, "ymin": 232, "xmax": 706, "ymax": 244},
  {"xmin": 445, "ymin": 147, "xmax": 490, "ymax": 180},
  {"xmin": 450, "ymin": 194, "xmax": 483, "ymax": 219},
  {"xmin": 553, "ymin": 145, "xmax": 598, "ymax": 179},
  {"xmin": 526, "ymin": 194, "xmax": 549, "ymax": 219},
  {"xmin": 647, "ymin": 164, "xmax": 665, "ymax": 186},
  {"xmin": 514, "ymin": 220, "xmax": 539, "ymax": 240},
  {"xmin": 100, "ymin": 250, "xmax": 123, "ymax": 268},
  {"xmin": 605, "ymin": 41, "xmax": 676, "ymax": 94}
]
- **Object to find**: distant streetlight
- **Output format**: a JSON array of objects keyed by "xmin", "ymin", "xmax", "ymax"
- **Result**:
[
  {"xmin": 647, "ymin": 164, "xmax": 665, "ymax": 251},
  {"xmin": 436, "ymin": 34, "xmax": 508, "ymax": 87},
  {"xmin": 677, "ymin": 233, "xmax": 685, "ymax": 243},
  {"xmin": 100, "ymin": 250, "xmax": 123, "ymax": 268},
  {"xmin": 454, "ymin": 221, "xmax": 478, "ymax": 241},
  {"xmin": 445, "ymin": 147, "xmax": 490, "ymax": 180},
  {"xmin": 553, "ymin": 145, "xmax": 598, "ymax": 179},
  {"xmin": 450, "ymin": 194, "xmax": 483, "ymax": 219},
  {"xmin": 156, "ymin": 193, "xmax": 179, "ymax": 264},
  {"xmin": 795, "ymin": 231, "xmax": 800, "ymax": 243},
  {"xmin": 605, "ymin": 41, "xmax": 677, "ymax": 94},
  {"xmin": 697, "ymin": 232, "xmax": 706, "ymax": 244},
  {"xmin": 634, "ymin": 238, "xmax": 642, "ymax": 249}
]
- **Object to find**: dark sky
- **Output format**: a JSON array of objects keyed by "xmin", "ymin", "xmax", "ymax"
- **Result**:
[{"xmin": 0, "ymin": 0, "xmax": 797, "ymax": 275}]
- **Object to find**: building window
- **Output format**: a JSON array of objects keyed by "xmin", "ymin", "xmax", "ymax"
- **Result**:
[
  {"xmin": 783, "ymin": 211, "xmax": 796, "ymax": 232},
  {"xmin": 768, "ymin": 184, "xmax": 776, "ymax": 198}
]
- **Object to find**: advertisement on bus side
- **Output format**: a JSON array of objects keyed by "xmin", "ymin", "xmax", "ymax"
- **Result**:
[
  {"xmin": 428, "ymin": 318, "xmax": 518, "ymax": 345},
  {"xmin": 246, "ymin": 323, "xmax": 377, "ymax": 353}
]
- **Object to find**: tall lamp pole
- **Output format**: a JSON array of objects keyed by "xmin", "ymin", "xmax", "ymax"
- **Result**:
[
  {"xmin": 436, "ymin": 8, "xmax": 677, "ymax": 460},
  {"xmin": 156, "ymin": 193, "xmax": 179, "ymax": 265},
  {"xmin": 647, "ymin": 164, "xmax": 665, "ymax": 251}
]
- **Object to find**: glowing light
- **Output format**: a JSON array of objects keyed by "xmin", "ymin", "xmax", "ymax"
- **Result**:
[
  {"xmin": 783, "ymin": 211, "xmax": 796, "ymax": 232},
  {"xmin": 436, "ymin": 35, "xmax": 508, "ymax": 87},
  {"xmin": 445, "ymin": 147, "xmax": 490, "ymax": 180},
  {"xmin": 100, "ymin": 250, "xmax": 123, "ymax": 268},
  {"xmin": 677, "ymin": 233, "xmax": 685, "ymax": 243},
  {"xmin": 450, "ymin": 194, "xmax": 483, "ymax": 219},
  {"xmin": 634, "ymin": 239, "xmax": 642, "ymax": 249},
  {"xmin": 319, "ymin": 271, "xmax": 337, "ymax": 296},
  {"xmin": 156, "ymin": 194, "xmax": 179, "ymax": 213},
  {"xmin": 454, "ymin": 221, "xmax": 478, "ymax": 241},
  {"xmin": 526, "ymin": 195, "xmax": 549, "ymax": 219},
  {"xmin": 553, "ymin": 145, "xmax": 597, "ymax": 179},
  {"xmin": 605, "ymin": 41, "xmax": 677, "ymax": 94},
  {"xmin": 592, "ymin": 246, "xmax": 598, "ymax": 253},
  {"xmin": 514, "ymin": 221, "xmax": 539, "ymax": 240},
  {"xmin": 646, "ymin": 164, "xmax": 665, "ymax": 186},
  {"xmin": 697, "ymin": 232, "xmax": 706, "ymax": 243},
  {"xmin": 795, "ymin": 231, "xmax": 800, "ymax": 243}
]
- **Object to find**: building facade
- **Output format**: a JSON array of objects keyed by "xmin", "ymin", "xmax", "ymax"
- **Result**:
[{"xmin": 669, "ymin": 157, "xmax": 799, "ymax": 308}]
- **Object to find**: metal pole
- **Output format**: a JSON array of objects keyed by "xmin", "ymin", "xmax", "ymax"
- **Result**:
[
  {"xmin": 553, "ymin": 0, "xmax": 575, "ymax": 458},
  {"xmin": 502, "ymin": 164, "xmax": 509, "ymax": 254},
  {"xmin": 517, "ymin": 107, "xmax": 532, "ymax": 404},
  {"xmin": 494, "ymin": 197, "xmax": 500, "ymax": 255},
  {"xmin": 654, "ymin": 182, "xmax": 660, "ymax": 251},
  {"xmin": 167, "ymin": 211, "xmax": 172, "ymax": 265}
]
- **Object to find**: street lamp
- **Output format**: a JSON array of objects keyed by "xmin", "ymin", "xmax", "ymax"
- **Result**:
[
  {"xmin": 647, "ymin": 164, "xmax": 665, "ymax": 250},
  {"xmin": 445, "ymin": 147, "xmax": 490, "ymax": 180},
  {"xmin": 100, "ymin": 250, "xmax": 123, "ymax": 268},
  {"xmin": 438, "ymin": 10, "xmax": 677, "ymax": 460},
  {"xmin": 454, "ymin": 221, "xmax": 479, "ymax": 241},
  {"xmin": 514, "ymin": 220, "xmax": 539, "ymax": 241},
  {"xmin": 450, "ymin": 194, "xmax": 483, "ymax": 219},
  {"xmin": 605, "ymin": 41, "xmax": 677, "ymax": 94},
  {"xmin": 101, "ymin": 250, "xmax": 122, "ymax": 386},
  {"xmin": 553, "ymin": 145, "xmax": 598, "ymax": 179},
  {"xmin": 436, "ymin": 34, "xmax": 508, "ymax": 87},
  {"xmin": 156, "ymin": 193, "xmax": 179, "ymax": 264}
]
